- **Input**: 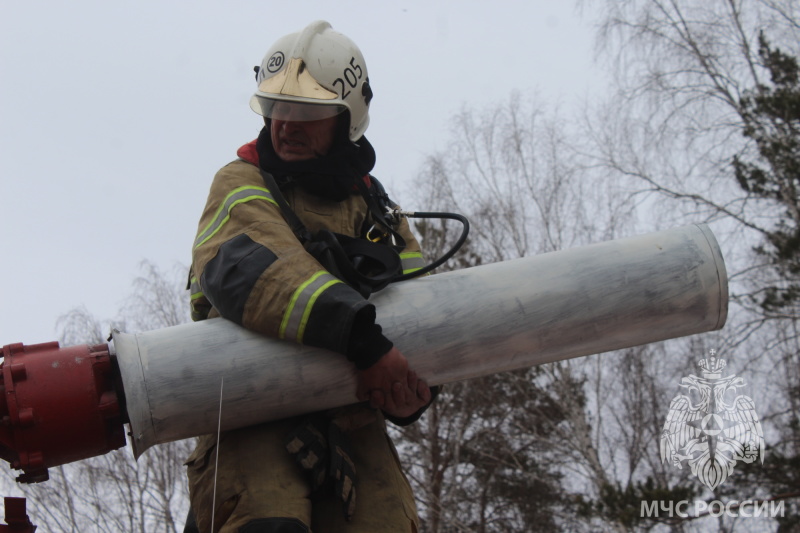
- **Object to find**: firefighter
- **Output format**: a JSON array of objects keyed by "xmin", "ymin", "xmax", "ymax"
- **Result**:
[{"xmin": 185, "ymin": 20, "xmax": 434, "ymax": 533}]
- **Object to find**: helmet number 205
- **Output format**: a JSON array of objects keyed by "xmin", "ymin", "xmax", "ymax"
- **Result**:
[{"xmin": 332, "ymin": 57, "xmax": 363, "ymax": 100}]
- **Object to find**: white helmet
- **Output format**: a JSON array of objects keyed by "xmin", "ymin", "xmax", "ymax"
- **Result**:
[{"xmin": 250, "ymin": 20, "xmax": 373, "ymax": 141}]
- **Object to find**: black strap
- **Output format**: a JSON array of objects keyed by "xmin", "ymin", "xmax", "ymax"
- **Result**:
[
  {"xmin": 259, "ymin": 170, "xmax": 312, "ymax": 242},
  {"xmin": 260, "ymin": 169, "xmax": 406, "ymax": 250},
  {"xmin": 353, "ymin": 177, "xmax": 406, "ymax": 251},
  {"xmin": 258, "ymin": 169, "xmax": 403, "ymax": 297},
  {"xmin": 304, "ymin": 231, "xmax": 401, "ymax": 297}
]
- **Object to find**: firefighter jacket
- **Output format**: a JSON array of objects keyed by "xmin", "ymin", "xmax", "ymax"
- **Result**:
[{"xmin": 188, "ymin": 140, "xmax": 425, "ymax": 369}]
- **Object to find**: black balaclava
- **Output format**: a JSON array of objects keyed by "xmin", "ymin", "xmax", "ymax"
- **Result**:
[{"xmin": 256, "ymin": 115, "xmax": 376, "ymax": 202}]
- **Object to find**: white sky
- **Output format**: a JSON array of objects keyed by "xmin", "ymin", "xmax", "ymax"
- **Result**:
[{"xmin": 1, "ymin": 1, "xmax": 601, "ymax": 346}]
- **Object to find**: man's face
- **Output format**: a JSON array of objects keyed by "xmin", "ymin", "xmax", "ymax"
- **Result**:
[{"xmin": 269, "ymin": 102, "xmax": 339, "ymax": 162}]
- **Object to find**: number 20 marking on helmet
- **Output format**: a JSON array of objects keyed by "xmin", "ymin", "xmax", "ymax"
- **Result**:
[{"xmin": 332, "ymin": 57, "xmax": 362, "ymax": 100}]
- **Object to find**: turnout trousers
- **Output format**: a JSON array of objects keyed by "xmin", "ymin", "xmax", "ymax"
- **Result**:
[{"xmin": 185, "ymin": 408, "xmax": 419, "ymax": 533}]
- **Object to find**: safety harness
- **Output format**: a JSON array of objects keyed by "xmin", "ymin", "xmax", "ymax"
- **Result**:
[{"xmin": 259, "ymin": 169, "xmax": 459, "ymax": 298}]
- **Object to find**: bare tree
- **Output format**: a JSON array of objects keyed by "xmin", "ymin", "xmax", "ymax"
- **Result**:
[
  {"xmin": 392, "ymin": 94, "xmax": 662, "ymax": 532},
  {"xmin": 587, "ymin": 0, "xmax": 800, "ymax": 322},
  {"xmin": 392, "ymin": 74, "xmax": 795, "ymax": 529},
  {"xmin": 582, "ymin": 0, "xmax": 800, "ymax": 528}
]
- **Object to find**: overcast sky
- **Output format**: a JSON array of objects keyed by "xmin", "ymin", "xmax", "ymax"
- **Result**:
[{"xmin": 1, "ymin": 1, "xmax": 601, "ymax": 345}]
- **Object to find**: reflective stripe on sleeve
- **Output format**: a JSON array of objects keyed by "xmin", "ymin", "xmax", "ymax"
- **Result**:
[
  {"xmin": 400, "ymin": 251, "xmax": 425, "ymax": 275},
  {"xmin": 189, "ymin": 276, "xmax": 204, "ymax": 301},
  {"xmin": 280, "ymin": 271, "xmax": 344, "ymax": 343},
  {"xmin": 194, "ymin": 186, "xmax": 277, "ymax": 248},
  {"xmin": 188, "ymin": 275, "xmax": 212, "ymax": 321}
]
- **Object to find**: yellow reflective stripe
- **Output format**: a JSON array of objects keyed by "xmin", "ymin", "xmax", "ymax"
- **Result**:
[
  {"xmin": 296, "ymin": 279, "xmax": 343, "ymax": 343},
  {"xmin": 280, "ymin": 271, "xmax": 342, "ymax": 343},
  {"xmin": 189, "ymin": 276, "xmax": 204, "ymax": 300},
  {"xmin": 400, "ymin": 251, "xmax": 424, "ymax": 261},
  {"xmin": 194, "ymin": 186, "xmax": 277, "ymax": 249},
  {"xmin": 280, "ymin": 272, "xmax": 323, "ymax": 339},
  {"xmin": 399, "ymin": 251, "xmax": 425, "ymax": 275},
  {"xmin": 188, "ymin": 276, "xmax": 211, "ymax": 321}
]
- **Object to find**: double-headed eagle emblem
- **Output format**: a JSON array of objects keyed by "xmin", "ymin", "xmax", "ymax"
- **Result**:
[{"xmin": 660, "ymin": 350, "xmax": 764, "ymax": 489}]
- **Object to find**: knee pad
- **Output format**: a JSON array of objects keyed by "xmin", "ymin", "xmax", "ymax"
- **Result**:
[{"xmin": 238, "ymin": 517, "xmax": 309, "ymax": 533}]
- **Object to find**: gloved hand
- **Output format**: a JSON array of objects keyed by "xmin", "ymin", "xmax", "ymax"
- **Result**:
[
  {"xmin": 285, "ymin": 415, "xmax": 358, "ymax": 521},
  {"xmin": 357, "ymin": 346, "xmax": 433, "ymax": 419}
]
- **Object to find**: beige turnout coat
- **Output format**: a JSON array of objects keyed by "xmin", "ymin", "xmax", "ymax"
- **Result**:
[{"xmin": 189, "ymin": 146, "xmax": 424, "ymax": 355}]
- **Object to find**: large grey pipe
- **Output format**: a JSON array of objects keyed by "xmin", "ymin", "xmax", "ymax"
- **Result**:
[{"xmin": 112, "ymin": 224, "xmax": 727, "ymax": 457}]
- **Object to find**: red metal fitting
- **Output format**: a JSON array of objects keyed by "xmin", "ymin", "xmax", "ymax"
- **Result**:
[
  {"xmin": 0, "ymin": 497, "xmax": 36, "ymax": 532},
  {"xmin": 0, "ymin": 342, "xmax": 127, "ymax": 483}
]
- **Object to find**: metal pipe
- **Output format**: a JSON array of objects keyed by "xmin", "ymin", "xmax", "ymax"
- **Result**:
[{"xmin": 113, "ymin": 224, "xmax": 727, "ymax": 457}]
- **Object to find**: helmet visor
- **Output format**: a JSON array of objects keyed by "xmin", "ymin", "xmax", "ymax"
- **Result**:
[{"xmin": 250, "ymin": 96, "xmax": 346, "ymax": 122}]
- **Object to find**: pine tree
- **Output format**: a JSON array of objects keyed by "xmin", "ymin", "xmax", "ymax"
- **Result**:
[{"xmin": 734, "ymin": 32, "xmax": 800, "ymax": 313}]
